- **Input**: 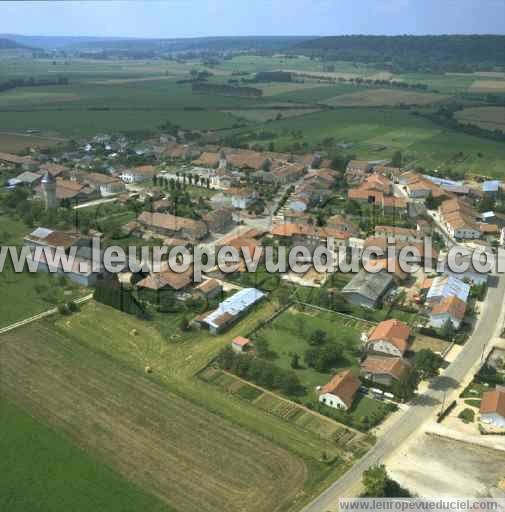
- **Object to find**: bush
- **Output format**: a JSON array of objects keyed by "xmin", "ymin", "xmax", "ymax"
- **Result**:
[
  {"xmin": 458, "ymin": 408, "xmax": 475, "ymax": 423},
  {"xmin": 57, "ymin": 303, "xmax": 71, "ymax": 315}
]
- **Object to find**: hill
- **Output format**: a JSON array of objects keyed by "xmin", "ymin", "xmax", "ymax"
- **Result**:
[
  {"xmin": 0, "ymin": 37, "xmax": 32, "ymax": 50},
  {"xmin": 293, "ymin": 35, "xmax": 505, "ymax": 72}
]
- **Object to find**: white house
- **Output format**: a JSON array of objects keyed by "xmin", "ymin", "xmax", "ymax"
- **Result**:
[
  {"xmin": 366, "ymin": 319, "xmax": 411, "ymax": 357},
  {"xmin": 480, "ymin": 387, "xmax": 505, "ymax": 429},
  {"xmin": 120, "ymin": 165, "xmax": 156, "ymax": 184},
  {"xmin": 318, "ymin": 370, "xmax": 360, "ymax": 411},
  {"xmin": 429, "ymin": 295, "xmax": 466, "ymax": 329}
]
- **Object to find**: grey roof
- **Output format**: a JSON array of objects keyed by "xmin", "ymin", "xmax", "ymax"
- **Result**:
[
  {"xmin": 342, "ymin": 270, "xmax": 393, "ymax": 302},
  {"xmin": 16, "ymin": 171, "xmax": 41, "ymax": 184}
]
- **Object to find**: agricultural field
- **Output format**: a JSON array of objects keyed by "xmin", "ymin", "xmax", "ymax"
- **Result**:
[
  {"xmin": 0, "ymin": 131, "xmax": 64, "ymax": 152},
  {"xmin": 455, "ymin": 106, "xmax": 505, "ymax": 132},
  {"xmin": 0, "ymin": 320, "xmax": 307, "ymax": 512},
  {"xmin": 0, "ymin": 299, "xmax": 371, "ymax": 511},
  {"xmin": 322, "ymin": 88, "xmax": 449, "ymax": 107},
  {"xmin": 469, "ymin": 79, "xmax": 505, "ymax": 93},
  {"xmin": 0, "ymin": 398, "xmax": 171, "ymax": 512},
  {"xmin": 240, "ymin": 107, "xmax": 505, "ymax": 177},
  {"xmin": 225, "ymin": 107, "xmax": 321, "ymax": 123}
]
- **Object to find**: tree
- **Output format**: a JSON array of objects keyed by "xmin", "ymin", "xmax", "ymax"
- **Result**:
[
  {"xmin": 309, "ymin": 329, "xmax": 328, "ymax": 346},
  {"xmin": 391, "ymin": 150, "xmax": 402, "ymax": 168},
  {"xmin": 362, "ymin": 465, "xmax": 410, "ymax": 497},
  {"xmin": 305, "ymin": 344, "xmax": 343, "ymax": 372},
  {"xmin": 291, "ymin": 353, "xmax": 300, "ymax": 369},
  {"xmin": 415, "ymin": 349, "xmax": 443, "ymax": 378},
  {"xmin": 440, "ymin": 318, "xmax": 456, "ymax": 341},
  {"xmin": 216, "ymin": 346, "xmax": 235, "ymax": 370}
]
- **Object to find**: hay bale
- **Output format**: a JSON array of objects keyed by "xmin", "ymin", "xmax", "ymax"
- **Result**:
[
  {"xmin": 130, "ymin": 329, "xmax": 138, "ymax": 336},
  {"xmin": 145, "ymin": 366, "xmax": 153, "ymax": 374}
]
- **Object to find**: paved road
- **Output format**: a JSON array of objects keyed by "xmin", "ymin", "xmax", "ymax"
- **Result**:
[{"xmin": 303, "ymin": 270, "xmax": 505, "ymax": 512}]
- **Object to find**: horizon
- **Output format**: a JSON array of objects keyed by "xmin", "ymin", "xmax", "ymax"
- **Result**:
[{"xmin": 1, "ymin": 0, "xmax": 505, "ymax": 38}]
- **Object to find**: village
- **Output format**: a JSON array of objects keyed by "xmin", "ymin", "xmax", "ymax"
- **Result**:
[{"xmin": 1, "ymin": 131, "xmax": 504, "ymax": 441}]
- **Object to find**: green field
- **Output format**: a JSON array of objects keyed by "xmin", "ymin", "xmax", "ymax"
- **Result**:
[
  {"xmin": 0, "ymin": 216, "xmax": 86, "ymax": 327},
  {"xmin": 239, "ymin": 107, "xmax": 505, "ymax": 176},
  {"xmin": 253, "ymin": 307, "xmax": 364, "ymax": 392},
  {"xmin": 0, "ymin": 398, "xmax": 171, "ymax": 512}
]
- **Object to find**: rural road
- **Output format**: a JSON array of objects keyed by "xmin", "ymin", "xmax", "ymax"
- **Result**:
[{"xmin": 302, "ymin": 268, "xmax": 505, "ymax": 512}]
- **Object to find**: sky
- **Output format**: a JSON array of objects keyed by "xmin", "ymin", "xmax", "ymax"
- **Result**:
[{"xmin": 1, "ymin": 0, "xmax": 505, "ymax": 38}]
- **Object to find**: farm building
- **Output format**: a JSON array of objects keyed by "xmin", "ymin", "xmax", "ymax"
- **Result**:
[
  {"xmin": 318, "ymin": 370, "xmax": 361, "ymax": 411},
  {"xmin": 202, "ymin": 288, "xmax": 266, "ymax": 335},
  {"xmin": 480, "ymin": 387, "xmax": 505, "ymax": 429},
  {"xmin": 342, "ymin": 270, "xmax": 394, "ymax": 309}
]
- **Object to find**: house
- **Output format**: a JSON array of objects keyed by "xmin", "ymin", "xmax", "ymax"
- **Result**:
[
  {"xmin": 226, "ymin": 150, "xmax": 268, "ymax": 171},
  {"xmin": 362, "ymin": 236, "xmax": 438, "ymax": 265},
  {"xmin": 120, "ymin": 165, "xmax": 156, "ymax": 184},
  {"xmin": 271, "ymin": 162, "xmax": 305, "ymax": 185},
  {"xmin": 51, "ymin": 178, "xmax": 97, "ymax": 203},
  {"xmin": 374, "ymin": 225, "xmax": 419, "ymax": 242},
  {"xmin": 366, "ymin": 319, "xmax": 411, "ymax": 357},
  {"xmin": 360, "ymin": 356, "xmax": 411, "ymax": 386},
  {"xmin": 426, "ymin": 276, "xmax": 470, "ymax": 305},
  {"xmin": 326, "ymin": 214, "xmax": 358, "ymax": 235},
  {"xmin": 342, "ymin": 270, "xmax": 394, "ymax": 309},
  {"xmin": 441, "ymin": 258, "xmax": 489, "ymax": 286},
  {"xmin": 439, "ymin": 198, "xmax": 481, "ymax": 240},
  {"xmin": 81, "ymin": 172, "xmax": 126, "ymax": 197},
  {"xmin": 0, "ymin": 152, "xmax": 36, "ymax": 169},
  {"xmin": 429, "ymin": 295, "xmax": 467, "ymax": 329},
  {"xmin": 480, "ymin": 387, "xmax": 505, "ymax": 429},
  {"xmin": 202, "ymin": 208, "xmax": 233, "ymax": 234},
  {"xmin": 202, "ymin": 288, "xmax": 265, "ymax": 334},
  {"xmin": 23, "ymin": 228, "xmax": 104, "ymax": 287},
  {"xmin": 136, "ymin": 269, "xmax": 193, "ymax": 292},
  {"xmin": 230, "ymin": 188, "xmax": 257, "ymax": 209},
  {"xmin": 7, "ymin": 171, "xmax": 42, "ymax": 189},
  {"xmin": 318, "ymin": 370, "xmax": 361, "ymax": 411},
  {"xmin": 194, "ymin": 278, "xmax": 223, "ymax": 300},
  {"xmin": 137, "ymin": 212, "xmax": 208, "ymax": 241},
  {"xmin": 345, "ymin": 160, "xmax": 372, "ymax": 185},
  {"xmin": 39, "ymin": 162, "xmax": 68, "ymax": 178},
  {"xmin": 192, "ymin": 151, "xmax": 221, "ymax": 168},
  {"xmin": 231, "ymin": 336, "xmax": 252, "ymax": 353}
]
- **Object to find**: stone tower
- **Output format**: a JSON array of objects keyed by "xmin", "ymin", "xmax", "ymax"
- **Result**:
[{"xmin": 41, "ymin": 171, "xmax": 57, "ymax": 210}]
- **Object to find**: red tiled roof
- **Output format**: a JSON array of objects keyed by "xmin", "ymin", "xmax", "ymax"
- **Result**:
[
  {"xmin": 480, "ymin": 388, "xmax": 505, "ymax": 418},
  {"xmin": 368, "ymin": 319, "xmax": 411, "ymax": 355},
  {"xmin": 360, "ymin": 356, "xmax": 411, "ymax": 380},
  {"xmin": 320, "ymin": 370, "xmax": 360, "ymax": 409},
  {"xmin": 431, "ymin": 295, "xmax": 467, "ymax": 321}
]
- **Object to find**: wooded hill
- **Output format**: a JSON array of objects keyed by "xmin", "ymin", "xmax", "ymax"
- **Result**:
[{"xmin": 292, "ymin": 35, "xmax": 505, "ymax": 72}]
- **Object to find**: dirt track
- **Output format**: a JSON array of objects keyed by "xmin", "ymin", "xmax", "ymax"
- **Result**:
[{"xmin": 0, "ymin": 323, "xmax": 307, "ymax": 512}]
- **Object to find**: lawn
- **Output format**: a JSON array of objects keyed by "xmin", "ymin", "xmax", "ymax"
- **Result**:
[
  {"xmin": 0, "ymin": 216, "xmax": 87, "ymax": 327},
  {"xmin": 252, "ymin": 307, "xmax": 363, "ymax": 393},
  {"xmin": 0, "ymin": 398, "xmax": 171, "ymax": 512}
]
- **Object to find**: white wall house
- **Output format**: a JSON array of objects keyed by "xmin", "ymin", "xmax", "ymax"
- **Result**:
[
  {"xmin": 480, "ymin": 388, "xmax": 505, "ymax": 429},
  {"xmin": 481, "ymin": 412, "xmax": 505, "ymax": 429},
  {"xmin": 318, "ymin": 392, "xmax": 348, "ymax": 410},
  {"xmin": 450, "ymin": 226, "xmax": 481, "ymax": 240},
  {"xmin": 318, "ymin": 370, "xmax": 360, "ymax": 411},
  {"xmin": 367, "ymin": 340, "xmax": 402, "ymax": 357}
]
